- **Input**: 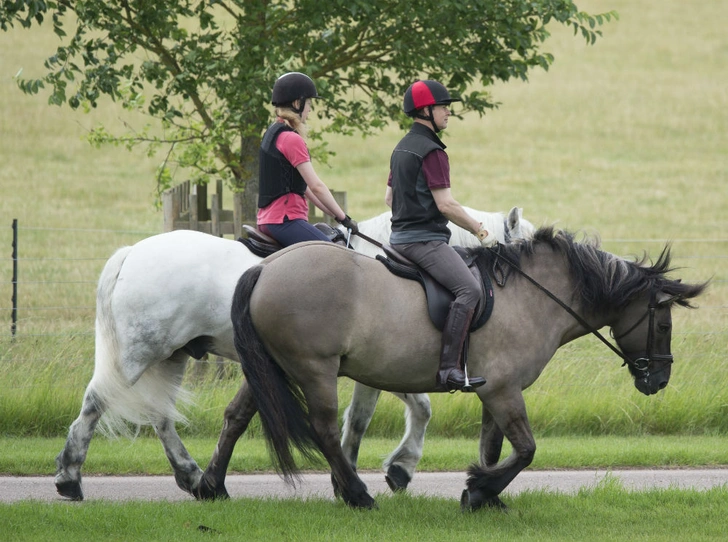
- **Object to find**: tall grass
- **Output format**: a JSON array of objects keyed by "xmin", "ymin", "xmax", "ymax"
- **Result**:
[{"xmin": 0, "ymin": 0, "xmax": 726, "ymax": 439}]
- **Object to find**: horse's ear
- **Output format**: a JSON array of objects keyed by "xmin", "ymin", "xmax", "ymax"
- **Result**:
[
  {"xmin": 656, "ymin": 291, "xmax": 681, "ymax": 305},
  {"xmin": 507, "ymin": 206, "xmax": 521, "ymax": 230}
]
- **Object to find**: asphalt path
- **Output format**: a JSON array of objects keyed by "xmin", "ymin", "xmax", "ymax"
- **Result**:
[{"xmin": 3, "ymin": 469, "xmax": 728, "ymax": 503}]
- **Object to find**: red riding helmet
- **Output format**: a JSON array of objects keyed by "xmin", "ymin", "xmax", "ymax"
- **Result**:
[{"xmin": 403, "ymin": 80, "xmax": 461, "ymax": 117}]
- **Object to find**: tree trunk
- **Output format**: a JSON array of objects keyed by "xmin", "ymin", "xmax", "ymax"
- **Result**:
[{"xmin": 235, "ymin": 135, "xmax": 261, "ymax": 224}]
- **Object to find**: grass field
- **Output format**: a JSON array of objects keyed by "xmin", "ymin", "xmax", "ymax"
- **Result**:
[
  {"xmin": 0, "ymin": 0, "xmax": 726, "ymax": 478},
  {"xmin": 0, "ymin": 0, "xmax": 725, "ymax": 442},
  {"xmin": 1, "ymin": 1, "xmax": 727, "ymax": 539}
]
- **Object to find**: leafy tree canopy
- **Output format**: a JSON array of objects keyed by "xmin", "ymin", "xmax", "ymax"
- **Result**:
[{"xmin": 1, "ymin": 0, "xmax": 616, "ymax": 210}]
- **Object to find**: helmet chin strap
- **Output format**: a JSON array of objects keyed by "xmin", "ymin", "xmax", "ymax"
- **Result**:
[
  {"xmin": 292, "ymin": 98, "xmax": 306, "ymax": 116},
  {"xmin": 416, "ymin": 105, "xmax": 440, "ymax": 133}
]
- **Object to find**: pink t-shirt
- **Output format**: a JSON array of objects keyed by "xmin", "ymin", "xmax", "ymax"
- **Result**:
[{"xmin": 257, "ymin": 123, "xmax": 312, "ymax": 225}]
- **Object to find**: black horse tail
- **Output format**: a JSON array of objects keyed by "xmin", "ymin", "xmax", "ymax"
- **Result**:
[{"xmin": 231, "ymin": 265, "xmax": 321, "ymax": 484}]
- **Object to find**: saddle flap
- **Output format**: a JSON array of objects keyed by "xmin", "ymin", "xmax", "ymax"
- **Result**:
[
  {"xmin": 376, "ymin": 249, "xmax": 494, "ymax": 332},
  {"xmin": 242, "ymin": 225, "xmax": 281, "ymax": 247}
]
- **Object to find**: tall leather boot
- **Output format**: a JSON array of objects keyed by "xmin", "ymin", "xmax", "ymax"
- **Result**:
[{"xmin": 436, "ymin": 302, "xmax": 486, "ymax": 392}]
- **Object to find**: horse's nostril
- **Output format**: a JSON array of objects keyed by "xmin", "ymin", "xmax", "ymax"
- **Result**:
[{"xmin": 658, "ymin": 380, "xmax": 668, "ymax": 390}]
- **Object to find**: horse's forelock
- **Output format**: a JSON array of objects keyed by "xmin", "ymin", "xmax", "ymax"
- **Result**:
[{"xmin": 659, "ymin": 275, "xmax": 709, "ymax": 308}]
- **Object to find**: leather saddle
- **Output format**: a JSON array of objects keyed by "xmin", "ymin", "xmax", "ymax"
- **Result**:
[
  {"xmin": 238, "ymin": 223, "xmax": 348, "ymax": 257},
  {"xmin": 376, "ymin": 245, "xmax": 494, "ymax": 332}
]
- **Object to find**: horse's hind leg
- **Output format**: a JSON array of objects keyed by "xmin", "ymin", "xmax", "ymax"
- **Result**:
[
  {"xmin": 152, "ymin": 358, "xmax": 203, "ymax": 496},
  {"xmin": 154, "ymin": 418, "xmax": 202, "ymax": 496},
  {"xmin": 196, "ymin": 379, "xmax": 258, "ymax": 500},
  {"xmin": 55, "ymin": 387, "xmax": 104, "ymax": 500},
  {"xmin": 303, "ymin": 371, "xmax": 376, "ymax": 509},
  {"xmin": 382, "ymin": 392, "xmax": 431, "ymax": 491}
]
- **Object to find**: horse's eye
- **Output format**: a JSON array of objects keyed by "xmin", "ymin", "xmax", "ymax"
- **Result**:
[{"xmin": 658, "ymin": 323, "xmax": 671, "ymax": 333}]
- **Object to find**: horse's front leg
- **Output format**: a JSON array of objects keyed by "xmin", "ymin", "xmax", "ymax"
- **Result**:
[
  {"xmin": 480, "ymin": 404, "xmax": 505, "ymax": 466},
  {"xmin": 195, "ymin": 379, "xmax": 258, "ymax": 500},
  {"xmin": 340, "ymin": 383, "xmax": 381, "ymax": 471},
  {"xmin": 382, "ymin": 392, "xmax": 431, "ymax": 491},
  {"xmin": 462, "ymin": 391, "xmax": 536, "ymax": 512},
  {"xmin": 473, "ymin": 405, "xmax": 508, "ymax": 509}
]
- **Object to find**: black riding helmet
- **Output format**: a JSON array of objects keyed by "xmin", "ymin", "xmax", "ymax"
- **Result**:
[
  {"xmin": 403, "ymin": 80, "xmax": 461, "ymax": 133},
  {"xmin": 271, "ymin": 72, "xmax": 321, "ymax": 115}
]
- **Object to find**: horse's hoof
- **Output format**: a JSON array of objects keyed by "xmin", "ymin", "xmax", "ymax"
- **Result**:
[
  {"xmin": 385, "ymin": 464, "xmax": 411, "ymax": 492},
  {"xmin": 460, "ymin": 489, "xmax": 508, "ymax": 512},
  {"xmin": 485, "ymin": 495, "xmax": 509, "ymax": 511},
  {"xmin": 348, "ymin": 493, "xmax": 378, "ymax": 510},
  {"xmin": 460, "ymin": 488, "xmax": 476, "ymax": 511},
  {"xmin": 194, "ymin": 477, "xmax": 229, "ymax": 501},
  {"xmin": 56, "ymin": 480, "xmax": 84, "ymax": 501}
]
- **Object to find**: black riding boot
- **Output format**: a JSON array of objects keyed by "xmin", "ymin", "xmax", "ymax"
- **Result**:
[{"xmin": 436, "ymin": 302, "xmax": 486, "ymax": 392}]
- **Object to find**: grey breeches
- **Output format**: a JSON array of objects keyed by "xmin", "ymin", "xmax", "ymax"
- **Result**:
[{"xmin": 392, "ymin": 240, "xmax": 482, "ymax": 311}]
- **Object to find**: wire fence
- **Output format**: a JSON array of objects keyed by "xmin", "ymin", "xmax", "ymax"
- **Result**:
[
  {"xmin": 2, "ymin": 221, "xmax": 162, "ymax": 339},
  {"xmin": 2, "ymin": 220, "xmax": 727, "ymax": 349}
]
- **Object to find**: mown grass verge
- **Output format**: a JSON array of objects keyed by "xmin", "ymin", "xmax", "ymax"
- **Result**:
[{"xmin": 2, "ymin": 479, "xmax": 727, "ymax": 542}]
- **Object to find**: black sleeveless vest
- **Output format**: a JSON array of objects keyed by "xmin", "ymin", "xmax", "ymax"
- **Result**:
[
  {"xmin": 390, "ymin": 123, "xmax": 451, "ymax": 240},
  {"xmin": 258, "ymin": 122, "xmax": 308, "ymax": 209}
]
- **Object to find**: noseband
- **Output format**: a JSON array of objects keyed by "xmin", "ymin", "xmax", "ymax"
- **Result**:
[{"xmin": 611, "ymin": 286, "xmax": 673, "ymax": 379}]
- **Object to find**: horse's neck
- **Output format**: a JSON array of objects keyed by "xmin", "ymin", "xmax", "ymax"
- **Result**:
[
  {"xmin": 516, "ymin": 254, "xmax": 615, "ymax": 347},
  {"xmin": 450, "ymin": 209, "xmax": 505, "ymax": 247},
  {"xmin": 354, "ymin": 213, "xmax": 391, "ymax": 258}
]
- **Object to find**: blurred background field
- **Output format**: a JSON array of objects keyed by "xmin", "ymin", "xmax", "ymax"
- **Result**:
[{"xmin": 0, "ymin": 0, "xmax": 726, "ymax": 442}]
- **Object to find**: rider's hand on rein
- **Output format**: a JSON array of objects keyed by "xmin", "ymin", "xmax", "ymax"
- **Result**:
[{"xmin": 476, "ymin": 224, "xmax": 497, "ymax": 248}]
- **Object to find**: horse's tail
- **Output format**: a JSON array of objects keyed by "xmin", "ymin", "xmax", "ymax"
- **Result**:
[
  {"xmin": 231, "ymin": 265, "xmax": 321, "ymax": 483},
  {"xmin": 88, "ymin": 246, "xmax": 189, "ymax": 436}
]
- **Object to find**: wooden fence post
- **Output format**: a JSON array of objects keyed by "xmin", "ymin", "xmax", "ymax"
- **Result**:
[{"xmin": 162, "ymin": 180, "xmax": 345, "ymax": 238}]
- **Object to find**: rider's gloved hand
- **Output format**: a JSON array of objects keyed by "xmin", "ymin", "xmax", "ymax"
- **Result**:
[
  {"xmin": 338, "ymin": 214, "xmax": 359, "ymax": 234},
  {"xmin": 476, "ymin": 225, "xmax": 497, "ymax": 247}
]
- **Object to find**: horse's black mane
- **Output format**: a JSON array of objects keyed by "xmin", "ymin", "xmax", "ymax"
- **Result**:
[{"xmin": 475, "ymin": 226, "xmax": 707, "ymax": 311}]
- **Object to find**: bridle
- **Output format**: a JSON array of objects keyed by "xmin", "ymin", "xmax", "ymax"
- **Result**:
[
  {"xmin": 610, "ymin": 286, "xmax": 673, "ymax": 378},
  {"xmin": 487, "ymin": 245, "xmax": 673, "ymax": 378}
]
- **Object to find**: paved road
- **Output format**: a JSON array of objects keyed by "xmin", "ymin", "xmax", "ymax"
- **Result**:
[{"xmin": 3, "ymin": 469, "xmax": 728, "ymax": 503}]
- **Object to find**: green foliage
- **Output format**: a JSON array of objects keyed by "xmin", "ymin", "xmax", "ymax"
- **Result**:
[{"xmin": 1, "ymin": 0, "xmax": 616, "ymax": 201}]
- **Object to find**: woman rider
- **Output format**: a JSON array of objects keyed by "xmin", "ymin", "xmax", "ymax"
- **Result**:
[
  {"xmin": 257, "ymin": 72, "xmax": 358, "ymax": 245},
  {"xmin": 385, "ymin": 79, "xmax": 497, "ymax": 392}
]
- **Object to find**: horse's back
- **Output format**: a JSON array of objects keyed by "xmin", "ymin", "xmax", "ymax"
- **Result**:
[{"xmin": 107, "ymin": 231, "xmax": 260, "ymax": 360}]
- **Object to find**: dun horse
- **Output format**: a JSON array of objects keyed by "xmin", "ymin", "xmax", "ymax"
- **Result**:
[
  {"xmin": 54, "ymin": 207, "xmax": 533, "ymax": 500},
  {"xmin": 201, "ymin": 227, "xmax": 705, "ymax": 509}
]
